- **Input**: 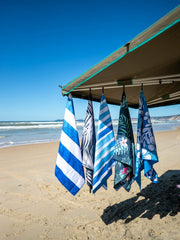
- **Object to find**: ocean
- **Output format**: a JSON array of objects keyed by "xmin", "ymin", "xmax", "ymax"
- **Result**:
[{"xmin": 0, "ymin": 120, "xmax": 180, "ymax": 148}]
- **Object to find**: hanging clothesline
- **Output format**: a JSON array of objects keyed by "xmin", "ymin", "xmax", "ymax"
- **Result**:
[
  {"xmin": 55, "ymin": 88, "xmax": 159, "ymax": 196},
  {"xmin": 60, "ymin": 74, "xmax": 180, "ymax": 93}
]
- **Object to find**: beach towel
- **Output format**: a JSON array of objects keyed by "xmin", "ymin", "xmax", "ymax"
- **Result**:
[
  {"xmin": 92, "ymin": 93, "xmax": 115, "ymax": 194},
  {"xmin": 55, "ymin": 93, "xmax": 85, "ymax": 196},
  {"xmin": 135, "ymin": 90, "xmax": 159, "ymax": 190},
  {"xmin": 113, "ymin": 91, "xmax": 135, "ymax": 191},
  {"xmin": 81, "ymin": 99, "xmax": 96, "ymax": 192}
]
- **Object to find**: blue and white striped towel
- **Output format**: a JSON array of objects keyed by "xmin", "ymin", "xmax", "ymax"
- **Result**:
[
  {"xmin": 55, "ymin": 94, "xmax": 85, "ymax": 196},
  {"xmin": 92, "ymin": 93, "xmax": 115, "ymax": 194}
]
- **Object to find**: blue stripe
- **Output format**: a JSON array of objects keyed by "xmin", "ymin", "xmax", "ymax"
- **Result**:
[
  {"xmin": 97, "ymin": 126, "xmax": 113, "ymax": 141},
  {"xmin": 95, "ymin": 135, "xmax": 115, "ymax": 152},
  {"xmin": 93, "ymin": 168, "xmax": 112, "ymax": 194},
  {"xmin": 58, "ymin": 143, "xmax": 85, "ymax": 179},
  {"xmin": 100, "ymin": 102, "xmax": 107, "ymax": 112},
  {"xmin": 101, "ymin": 94, "xmax": 105, "ymax": 102},
  {"xmin": 99, "ymin": 109, "xmax": 109, "ymax": 120},
  {"xmin": 93, "ymin": 159, "xmax": 114, "ymax": 185},
  {"xmin": 99, "ymin": 117, "xmax": 111, "ymax": 130},
  {"xmin": 94, "ymin": 146, "xmax": 115, "ymax": 171},
  {"xmin": 96, "ymin": 131, "xmax": 114, "ymax": 152},
  {"xmin": 94, "ymin": 150, "xmax": 114, "ymax": 176},
  {"xmin": 62, "ymin": 120, "xmax": 80, "ymax": 146},
  {"xmin": 97, "ymin": 128, "xmax": 114, "ymax": 142},
  {"xmin": 66, "ymin": 97, "xmax": 74, "ymax": 115},
  {"xmin": 93, "ymin": 162, "xmax": 113, "ymax": 185},
  {"xmin": 55, "ymin": 165, "xmax": 80, "ymax": 196},
  {"xmin": 100, "ymin": 103, "xmax": 106, "ymax": 111}
]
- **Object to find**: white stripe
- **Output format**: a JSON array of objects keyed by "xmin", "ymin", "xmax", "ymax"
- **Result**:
[
  {"xmin": 96, "ymin": 129, "xmax": 114, "ymax": 146},
  {"xmin": 56, "ymin": 153, "xmax": 85, "ymax": 188},
  {"xmin": 64, "ymin": 108, "xmax": 77, "ymax": 130},
  {"xmin": 94, "ymin": 145, "xmax": 115, "ymax": 169},
  {"xmin": 60, "ymin": 131, "xmax": 82, "ymax": 162},
  {"xmin": 95, "ymin": 137, "xmax": 115, "ymax": 157},
  {"xmin": 94, "ymin": 155, "xmax": 115, "ymax": 178},
  {"xmin": 93, "ymin": 162, "xmax": 114, "ymax": 190}
]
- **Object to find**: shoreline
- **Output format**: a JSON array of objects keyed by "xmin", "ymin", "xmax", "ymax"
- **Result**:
[
  {"xmin": 0, "ymin": 126, "xmax": 180, "ymax": 150},
  {"xmin": 0, "ymin": 126, "xmax": 180, "ymax": 149}
]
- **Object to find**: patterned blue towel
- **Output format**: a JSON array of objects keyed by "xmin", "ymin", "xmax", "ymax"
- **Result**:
[
  {"xmin": 81, "ymin": 99, "xmax": 96, "ymax": 192},
  {"xmin": 135, "ymin": 90, "xmax": 159, "ymax": 190},
  {"xmin": 55, "ymin": 94, "xmax": 85, "ymax": 196},
  {"xmin": 93, "ymin": 93, "xmax": 115, "ymax": 194},
  {"xmin": 113, "ymin": 92, "xmax": 135, "ymax": 192}
]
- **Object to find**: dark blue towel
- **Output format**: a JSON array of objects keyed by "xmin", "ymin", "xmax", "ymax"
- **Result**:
[{"xmin": 135, "ymin": 90, "xmax": 159, "ymax": 190}]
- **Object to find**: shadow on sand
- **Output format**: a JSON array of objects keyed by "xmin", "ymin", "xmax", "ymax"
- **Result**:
[{"xmin": 101, "ymin": 170, "xmax": 180, "ymax": 225}]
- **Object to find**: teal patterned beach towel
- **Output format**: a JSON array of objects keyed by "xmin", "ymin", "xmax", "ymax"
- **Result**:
[{"xmin": 113, "ymin": 91, "xmax": 135, "ymax": 192}]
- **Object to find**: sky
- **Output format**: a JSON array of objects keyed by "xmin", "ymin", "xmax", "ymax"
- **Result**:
[{"xmin": 0, "ymin": 0, "xmax": 180, "ymax": 121}]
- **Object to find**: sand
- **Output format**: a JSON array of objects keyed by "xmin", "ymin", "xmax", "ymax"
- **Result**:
[{"xmin": 0, "ymin": 128, "xmax": 180, "ymax": 240}]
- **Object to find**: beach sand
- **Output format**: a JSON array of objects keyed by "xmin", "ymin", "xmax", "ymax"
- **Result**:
[{"xmin": 0, "ymin": 128, "xmax": 180, "ymax": 240}]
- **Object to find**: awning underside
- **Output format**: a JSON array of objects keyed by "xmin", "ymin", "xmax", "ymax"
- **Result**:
[{"xmin": 61, "ymin": 6, "xmax": 180, "ymax": 108}]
